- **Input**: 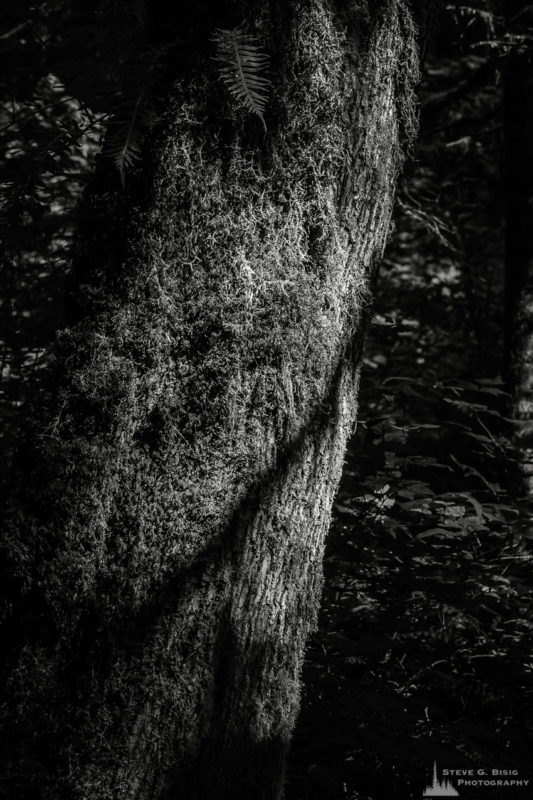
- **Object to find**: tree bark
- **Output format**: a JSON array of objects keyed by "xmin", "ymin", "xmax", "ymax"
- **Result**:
[
  {"xmin": 1, "ymin": 2, "xmax": 419, "ymax": 798},
  {"xmin": 504, "ymin": 3, "xmax": 533, "ymax": 495}
]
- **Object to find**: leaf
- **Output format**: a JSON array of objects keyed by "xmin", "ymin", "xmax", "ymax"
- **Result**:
[
  {"xmin": 104, "ymin": 44, "xmax": 167, "ymax": 185},
  {"xmin": 212, "ymin": 26, "xmax": 270, "ymax": 131},
  {"xmin": 416, "ymin": 528, "xmax": 461, "ymax": 540},
  {"xmin": 334, "ymin": 503, "xmax": 360, "ymax": 517},
  {"xmin": 455, "ymin": 492, "xmax": 484, "ymax": 522},
  {"xmin": 107, "ymin": 93, "xmax": 146, "ymax": 187}
]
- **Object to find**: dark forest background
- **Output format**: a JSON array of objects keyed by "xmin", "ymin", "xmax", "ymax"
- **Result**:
[
  {"xmin": 288, "ymin": 4, "xmax": 533, "ymax": 799},
  {"xmin": 1, "ymin": 2, "xmax": 532, "ymax": 799}
]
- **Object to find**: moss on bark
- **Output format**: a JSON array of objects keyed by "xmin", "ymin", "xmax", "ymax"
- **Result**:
[{"xmin": 1, "ymin": 2, "xmax": 419, "ymax": 798}]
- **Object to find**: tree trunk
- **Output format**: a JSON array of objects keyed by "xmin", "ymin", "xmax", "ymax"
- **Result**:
[
  {"xmin": 1, "ymin": 2, "xmax": 419, "ymax": 798},
  {"xmin": 504, "ymin": 3, "xmax": 533, "ymax": 495}
]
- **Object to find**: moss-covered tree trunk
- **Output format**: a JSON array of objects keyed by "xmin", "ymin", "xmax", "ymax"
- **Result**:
[
  {"xmin": 1, "ymin": 2, "xmax": 419, "ymax": 798},
  {"xmin": 504, "ymin": 3, "xmax": 533, "ymax": 496}
]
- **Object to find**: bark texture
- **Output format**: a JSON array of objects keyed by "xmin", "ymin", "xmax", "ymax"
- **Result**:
[
  {"xmin": 1, "ymin": 2, "xmax": 419, "ymax": 798},
  {"xmin": 505, "ymin": 3, "xmax": 533, "ymax": 495}
]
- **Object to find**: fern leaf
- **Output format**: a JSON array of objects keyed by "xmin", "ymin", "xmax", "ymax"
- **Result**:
[
  {"xmin": 108, "ymin": 92, "xmax": 146, "ymax": 187},
  {"xmin": 212, "ymin": 26, "xmax": 270, "ymax": 131},
  {"xmin": 105, "ymin": 45, "xmax": 167, "ymax": 186}
]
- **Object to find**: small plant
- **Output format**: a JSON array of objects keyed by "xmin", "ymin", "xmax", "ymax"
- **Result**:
[
  {"xmin": 212, "ymin": 26, "xmax": 270, "ymax": 131},
  {"xmin": 105, "ymin": 45, "xmax": 167, "ymax": 186}
]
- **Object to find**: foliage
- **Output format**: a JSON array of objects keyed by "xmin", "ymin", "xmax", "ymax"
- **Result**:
[
  {"xmin": 104, "ymin": 44, "xmax": 169, "ymax": 187},
  {"xmin": 288, "ymin": 372, "xmax": 531, "ymax": 799},
  {"xmin": 212, "ymin": 26, "xmax": 270, "ymax": 132},
  {"xmin": 287, "ymin": 2, "xmax": 533, "ymax": 798},
  {"xmin": 0, "ymin": 72, "xmax": 102, "ymax": 473},
  {"xmin": 0, "ymin": 3, "xmax": 153, "ymax": 467}
]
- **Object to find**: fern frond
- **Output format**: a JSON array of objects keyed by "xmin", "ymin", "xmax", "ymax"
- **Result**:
[
  {"xmin": 104, "ymin": 44, "xmax": 167, "ymax": 186},
  {"xmin": 106, "ymin": 92, "xmax": 147, "ymax": 187},
  {"xmin": 212, "ymin": 26, "xmax": 270, "ymax": 131}
]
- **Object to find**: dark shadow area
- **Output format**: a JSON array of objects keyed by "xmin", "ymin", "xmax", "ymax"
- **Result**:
[{"xmin": 286, "ymin": 4, "xmax": 533, "ymax": 799}]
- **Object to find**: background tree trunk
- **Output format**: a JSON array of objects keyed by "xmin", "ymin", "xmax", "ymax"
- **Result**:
[
  {"xmin": 0, "ymin": 2, "xmax": 419, "ymax": 798},
  {"xmin": 504, "ymin": 2, "xmax": 533, "ymax": 495}
]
